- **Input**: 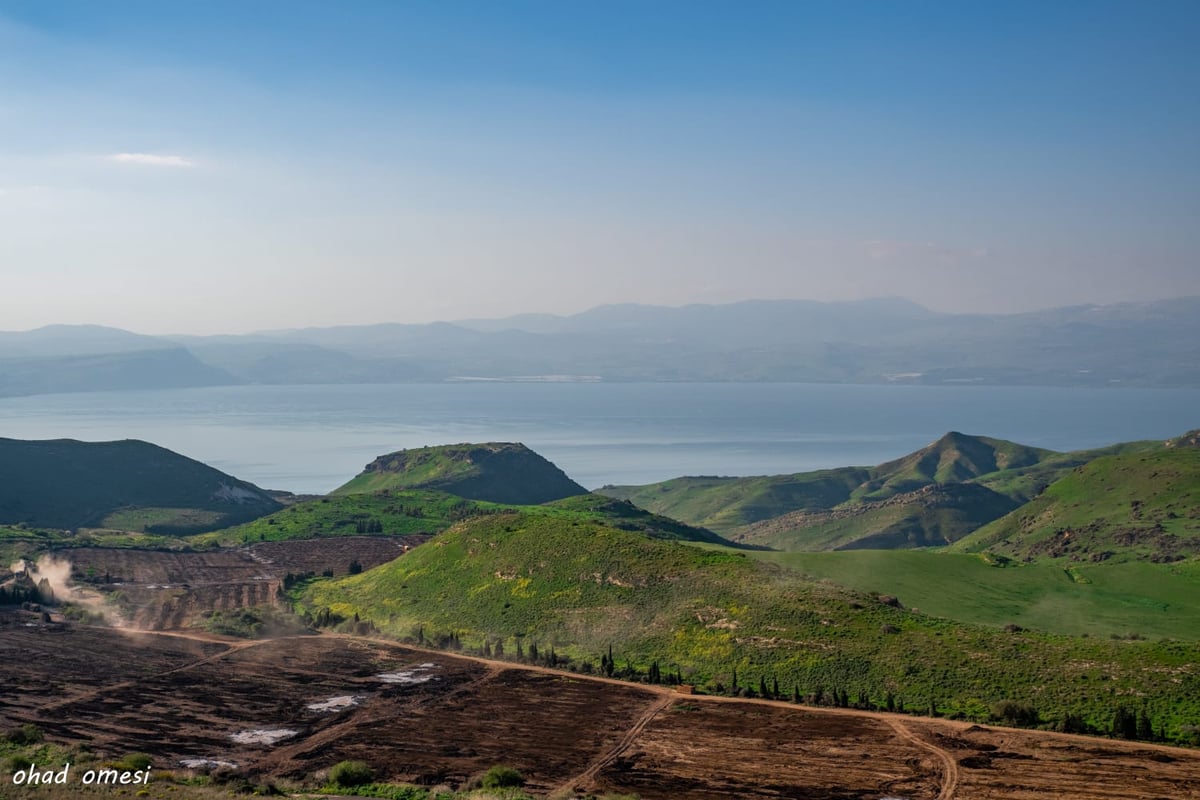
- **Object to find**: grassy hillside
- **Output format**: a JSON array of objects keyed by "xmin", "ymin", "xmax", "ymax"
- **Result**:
[
  {"xmin": 600, "ymin": 467, "xmax": 870, "ymax": 534},
  {"xmin": 954, "ymin": 447, "xmax": 1200, "ymax": 563},
  {"xmin": 748, "ymin": 548, "xmax": 1200, "ymax": 640},
  {"xmin": 602, "ymin": 433, "xmax": 1168, "ymax": 551},
  {"xmin": 536, "ymin": 493, "xmax": 732, "ymax": 545},
  {"xmin": 302, "ymin": 510, "xmax": 1200, "ymax": 740},
  {"xmin": 195, "ymin": 488, "xmax": 730, "ymax": 548},
  {"xmin": 334, "ymin": 442, "xmax": 587, "ymax": 504},
  {"xmin": 735, "ymin": 482, "xmax": 1019, "ymax": 550},
  {"xmin": 852, "ymin": 431, "xmax": 1050, "ymax": 500},
  {"xmin": 193, "ymin": 490, "xmax": 493, "ymax": 546},
  {"xmin": 0, "ymin": 438, "xmax": 280, "ymax": 534}
]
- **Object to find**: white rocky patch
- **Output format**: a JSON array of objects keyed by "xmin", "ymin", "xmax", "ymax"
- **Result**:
[
  {"xmin": 229, "ymin": 728, "xmax": 298, "ymax": 745},
  {"xmin": 305, "ymin": 695, "xmax": 363, "ymax": 712},
  {"xmin": 179, "ymin": 759, "xmax": 239, "ymax": 769},
  {"xmin": 377, "ymin": 663, "xmax": 440, "ymax": 685},
  {"xmin": 213, "ymin": 483, "xmax": 265, "ymax": 504}
]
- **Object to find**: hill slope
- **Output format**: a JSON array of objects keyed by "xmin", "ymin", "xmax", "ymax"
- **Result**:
[
  {"xmin": 0, "ymin": 438, "xmax": 281, "ymax": 533},
  {"xmin": 303, "ymin": 509, "xmax": 1200, "ymax": 739},
  {"xmin": 737, "ymin": 482, "xmax": 1021, "ymax": 550},
  {"xmin": 603, "ymin": 433, "xmax": 1173, "ymax": 551},
  {"xmin": 199, "ymin": 488, "xmax": 731, "ymax": 548},
  {"xmin": 602, "ymin": 432, "xmax": 1075, "ymax": 550},
  {"xmin": 953, "ymin": 447, "xmax": 1200, "ymax": 563},
  {"xmin": 853, "ymin": 432, "xmax": 1051, "ymax": 500},
  {"xmin": 334, "ymin": 442, "xmax": 587, "ymax": 504}
]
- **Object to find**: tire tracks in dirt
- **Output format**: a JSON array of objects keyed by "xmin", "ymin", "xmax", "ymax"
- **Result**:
[
  {"xmin": 32, "ymin": 629, "xmax": 268, "ymax": 715},
  {"xmin": 556, "ymin": 693, "xmax": 674, "ymax": 795},
  {"xmin": 883, "ymin": 717, "xmax": 958, "ymax": 800}
]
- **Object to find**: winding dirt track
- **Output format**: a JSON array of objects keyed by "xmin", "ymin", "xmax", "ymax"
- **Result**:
[{"xmin": 884, "ymin": 717, "xmax": 959, "ymax": 800}]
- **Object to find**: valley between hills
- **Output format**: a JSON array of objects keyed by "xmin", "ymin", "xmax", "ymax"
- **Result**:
[{"xmin": 2, "ymin": 433, "xmax": 1200, "ymax": 799}]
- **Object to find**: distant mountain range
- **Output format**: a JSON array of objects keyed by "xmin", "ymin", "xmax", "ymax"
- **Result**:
[{"xmin": 2, "ymin": 297, "xmax": 1199, "ymax": 397}]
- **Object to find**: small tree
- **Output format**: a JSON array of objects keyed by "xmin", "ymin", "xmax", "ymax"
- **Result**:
[
  {"xmin": 480, "ymin": 766, "xmax": 524, "ymax": 789},
  {"xmin": 329, "ymin": 760, "xmax": 374, "ymax": 788}
]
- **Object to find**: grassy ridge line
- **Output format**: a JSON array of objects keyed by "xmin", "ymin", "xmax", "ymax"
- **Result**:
[
  {"xmin": 734, "ymin": 482, "xmax": 1019, "ymax": 550},
  {"xmin": 955, "ymin": 447, "xmax": 1200, "ymax": 563},
  {"xmin": 302, "ymin": 511, "xmax": 1200, "ymax": 739},
  {"xmin": 600, "ymin": 434, "xmax": 1164, "ymax": 551},
  {"xmin": 195, "ymin": 490, "xmax": 731, "ymax": 548},
  {"xmin": 192, "ymin": 490, "xmax": 493, "ymax": 546},
  {"xmin": 599, "ymin": 468, "xmax": 870, "ymax": 534}
]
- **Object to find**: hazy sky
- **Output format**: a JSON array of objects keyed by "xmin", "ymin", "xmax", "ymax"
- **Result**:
[{"xmin": 2, "ymin": 1, "xmax": 1198, "ymax": 334}]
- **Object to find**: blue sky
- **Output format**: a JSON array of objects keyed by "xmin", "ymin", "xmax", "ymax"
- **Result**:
[{"xmin": 1, "ymin": 1, "xmax": 1197, "ymax": 333}]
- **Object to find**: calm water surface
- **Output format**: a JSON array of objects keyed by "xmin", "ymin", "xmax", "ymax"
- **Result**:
[{"xmin": 0, "ymin": 383, "xmax": 1196, "ymax": 494}]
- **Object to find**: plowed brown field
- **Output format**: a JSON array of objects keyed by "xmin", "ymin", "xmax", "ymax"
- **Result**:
[{"xmin": 2, "ymin": 617, "xmax": 1197, "ymax": 799}]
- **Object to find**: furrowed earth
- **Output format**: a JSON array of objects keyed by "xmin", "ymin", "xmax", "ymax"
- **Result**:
[{"xmin": 3, "ymin": 618, "xmax": 1199, "ymax": 799}]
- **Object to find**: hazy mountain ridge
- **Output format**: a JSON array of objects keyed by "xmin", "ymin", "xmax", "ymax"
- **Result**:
[{"xmin": 3, "ymin": 296, "xmax": 1199, "ymax": 396}]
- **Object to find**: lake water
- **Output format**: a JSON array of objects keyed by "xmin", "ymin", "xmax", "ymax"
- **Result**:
[{"xmin": 0, "ymin": 383, "xmax": 1196, "ymax": 494}]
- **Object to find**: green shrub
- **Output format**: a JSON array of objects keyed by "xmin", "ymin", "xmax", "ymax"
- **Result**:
[
  {"xmin": 5, "ymin": 723, "xmax": 43, "ymax": 745},
  {"xmin": 5, "ymin": 755, "xmax": 33, "ymax": 773},
  {"xmin": 330, "ymin": 760, "xmax": 375, "ymax": 787},
  {"xmin": 116, "ymin": 753, "xmax": 154, "ymax": 770},
  {"xmin": 992, "ymin": 699, "xmax": 1039, "ymax": 727},
  {"xmin": 480, "ymin": 765, "xmax": 524, "ymax": 789}
]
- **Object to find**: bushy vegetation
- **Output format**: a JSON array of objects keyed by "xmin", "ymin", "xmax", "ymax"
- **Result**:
[
  {"xmin": 329, "ymin": 760, "xmax": 376, "ymax": 787},
  {"xmin": 478, "ymin": 766, "xmax": 524, "ymax": 789},
  {"xmin": 201, "ymin": 606, "xmax": 311, "ymax": 638}
]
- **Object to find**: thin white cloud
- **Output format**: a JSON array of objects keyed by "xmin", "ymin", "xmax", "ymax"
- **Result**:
[{"xmin": 109, "ymin": 153, "xmax": 195, "ymax": 168}]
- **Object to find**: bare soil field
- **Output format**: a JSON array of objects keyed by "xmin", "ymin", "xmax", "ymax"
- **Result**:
[{"xmin": 1, "ymin": 616, "xmax": 1197, "ymax": 799}]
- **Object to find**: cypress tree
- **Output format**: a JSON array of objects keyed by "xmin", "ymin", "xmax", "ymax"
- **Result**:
[{"xmin": 1136, "ymin": 708, "xmax": 1154, "ymax": 741}]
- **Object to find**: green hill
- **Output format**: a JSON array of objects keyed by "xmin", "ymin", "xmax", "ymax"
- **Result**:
[
  {"xmin": 334, "ymin": 442, "xmax": 587, "ymax": 504},
  {"xmin": 0, "ymin": 438, "xmax": 281, "ymax": 533},
  {"xmin": 852, "ymin": 431, "xmax": 1051, "ymax": 500},
  {"xmin": 735, "ymin": 482, "xmax": 1020, "ymax": 550},
  {"xmin": 599, "ymin": 467, "xmax": 870, "ymax": 534},
  {"xmin": 193, "ymin": 489, "xmax": 492, "ymax": 546},
  {"xmin": 197, "ymin": 488, "xmax": 730, "ymax": 548},
  {"xmin": 302, "ymin": 509, "xmax": 1200, "ymax": 740},
  {"xmin": 601, "ymin": 433, "xmax": 1167, "ymax": 551},
  {"xmin": 954, "ymin": 447, "xmax": 1200, "ymax": 563},
  {"xmin": 537, "ymin": 494, "xmax": 733, "ymax": 545}
]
